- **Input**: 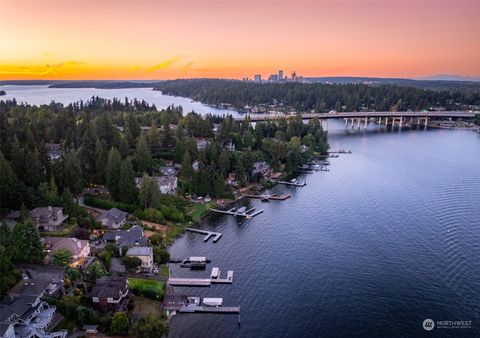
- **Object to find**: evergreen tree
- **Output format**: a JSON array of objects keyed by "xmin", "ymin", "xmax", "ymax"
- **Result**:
[
  {"xmin": 117, "ymin": 159, "xmax": 137, "ymax": 204},
  {"xmin": 134, "ymin": 135, "xmax": 153, "ymax": 173},
  {"xmin": 0, "ymin": 245, "xmax": 19, "ymax": 297},
  {"xmin": 0, "ymin": 151, "xmax": 19, "ymax": 210},
  {"xmin": 180, "ymin": 150, "xmax": 193, "ymax": 178},
  {"xmin": 105, "ymin": 148, "xmax": 122, "ymax": 199},
  {"xmin": 10, "ymin": 221, "xmax": 44, "ymax": 263}
]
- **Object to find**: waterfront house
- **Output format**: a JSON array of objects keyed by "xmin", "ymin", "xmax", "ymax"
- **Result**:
[
  {"xmin": 95, "ymin": 208, "xmax": 128, "ymax": 229},
  {"xmin": 125, "ymin": 247, "xmax": 153, "ymax": 273},
  {"xmin": 91, "ymin": 276, "xmax": 129, "ymax": 313},
  {"xmin": 43, "ymin": 237, "xmax": 90, "ymax": 267},
  {"xmin": 252, "ymin": 161, "xmax": 271, "ymax": 181},
  {"xmin": 102, "ymin": 225, "xmax": 148, "ymax": 249},
  {"xmin": 0, "ymin": 294, "xmax": 66, "ymax": 338},
  {"xmin": 4, "ymin": 206, "xmax": 68, "ymax": 231}
]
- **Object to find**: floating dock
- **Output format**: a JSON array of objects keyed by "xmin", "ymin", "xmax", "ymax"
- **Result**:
[
  {"xmin": 245, "ymin": 194, "xmax": 290, "ymax": 201},
  {"xmin": 178, "ymin": 306, "xmax": 240, "ymax": 314},
  {"xmin": 209, "ymin": 207, "xmax": 264, "ymax": 218},
  {"xmin": 185, "ymin": 228, "xmax": 222, "ymax": 242},
  {"xmin": 277, "ymin": 180, "xmax": 307, "ymax": 187}
]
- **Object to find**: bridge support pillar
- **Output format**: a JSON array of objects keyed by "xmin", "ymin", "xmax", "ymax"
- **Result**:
[
  {"xmin": 344, "ymin": 118, "xmax": 348, "ymax": 128},
  {"xmin": 385, "ymin": 117, "xmax": 389, "ymax": 126},
  {"xmin": 424, "ymin": 116, "xmax": 428, "ymax": 128},
  {"xmin": 399, "ymin": 116, "xmax": 403, "ymax": 128},
  {"xmin": 351, "ymin": 118, "xmax": 354, "ymax": 129},
  {"xmin": 378, "ymin": 117, "xmax": 382, "ymax": 124},
  {"xmin": 356, "ymin": 118, "xmax": 361, "ymax": 129},
  {"xmin": 364, "ymin": 117, "xmax": 368, "ymax": 129}
]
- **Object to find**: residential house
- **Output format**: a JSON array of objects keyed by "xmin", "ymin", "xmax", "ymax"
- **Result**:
[
  {"xmin": 126, "ymin": 247, "xmax": 153, "ymax": 273},
  {"xmin": 102, "ymin": 225, "xmax": 148, "ymax": 250},
  {"xmin": 226, "ymin": 173, "xmax": 238, "ymax": 187},
  {"xmin": 43, "ymin": 237, "xmax": 90, "ymax": 267},
  {"xmin": 95, "ymin": 208, "xmax": 128, "ymax": 229},
  {"xmin": 91, "ymin": 276, "xmax": 129, "ymax": 313},
  {"xmin": 225, "ymin": 141, "xmax": 235, "ymax": 151},
  {"xmin": 252, "ymin": 161, "xmax": 271, "ymax": 181},
  {"xmin": 0, "ymin": 294, "xmax": 66, "ymax": 338},
  {"xmin": 192, "ymin": 160, "xmax": 203, "ymax": 173},
  {"xmin": 134, "ymin": 176, "xmax": 178, "ymax": 195},
  {"xmin": 158, "ymin": 166, "xmax": 176, "ymax": 177},
  {"xmin": 4, "ymin": 207, "xmax": 68, "ymax": 231},
  {"xmin": 196, "ymin": 139, "xmax": 210, "ymax": 151},
  {"xmin": 15, "ymin": 264, "xmax": 65, "ymax": 298},
  {"xmin": 46, "ymin": 143, "xmax": 63, "ymax": 161}
]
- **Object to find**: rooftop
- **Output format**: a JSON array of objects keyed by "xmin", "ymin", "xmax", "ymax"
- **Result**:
[{"xmin": 126, "ymin": 246, "xmax": 152, "ymax": 257}]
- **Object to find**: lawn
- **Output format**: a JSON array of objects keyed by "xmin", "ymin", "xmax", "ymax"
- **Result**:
[
  {"xmin": 129, "ymin": 296, "xmax": 163, "ymax": 322},
  {"xmin": 128, "ymin": 277, "xmax": 164, "ymax": 300},
  {"xmin": 188, "ymin": 201, "xmax": 215, "ymax": 223}
]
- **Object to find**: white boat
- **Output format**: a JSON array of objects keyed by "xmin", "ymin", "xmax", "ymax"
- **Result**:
[
  {"xmin": 189, "ymin": 256, "xmax": 207, "ymax": 263},
  {"xmin": 236, "ymin": 207, "xmax": 247, "ymax": 214},
  {"xmin": 211, "ymin": 267, "xmax": 220, "ymax": 279},
  {"xmin": 202, "ymin": 298, "xmax": 223, "ymax": 307},
  {"xmin": 290, "ymin": 178, "xmax": 298, "ymax": 183}
]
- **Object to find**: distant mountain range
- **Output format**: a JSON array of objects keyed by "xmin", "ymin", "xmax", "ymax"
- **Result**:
[{"xmin": 417, "ymin": 74, "xmax": 480, "ymax": 82}]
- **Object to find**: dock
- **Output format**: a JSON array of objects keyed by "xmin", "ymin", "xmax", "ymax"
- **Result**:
[
  {"xmin": 277, "ymin": 180, "xmax": 307, "ymax": 187},
  {"xmin": 245, "ymin": 194, "xmax": 290, "ymax": 201},
  {"xmin": 167, "ymin": 278, "xmax": 211, "ymax": 286},
  {"xmin": 185, "ymin": 228, "xmax": 222, "ymax": 242},
  {"xmin": 209, "ymin": 207, "xmax": 264, "ymax": 218},
  {"xmin": 167, "ymin": 268, "xmax": 234, "ymax": 286},
  {"xmin": 178, "ymin": 306, "xmax": 240, "ymax": 314}
]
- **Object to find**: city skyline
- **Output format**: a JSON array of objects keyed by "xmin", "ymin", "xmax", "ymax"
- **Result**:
[{"xmin": 1, "ymin": 1, "xmax": 480, "ymax": 80}]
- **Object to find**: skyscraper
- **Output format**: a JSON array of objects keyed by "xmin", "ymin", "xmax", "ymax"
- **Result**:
[
  {"xmin": 254, "ymin": 74, "xmax": 262, "ymax": 83},
  {"xmin": 278, "ymin": 70, "xmax": 284, "ymax": 81}
]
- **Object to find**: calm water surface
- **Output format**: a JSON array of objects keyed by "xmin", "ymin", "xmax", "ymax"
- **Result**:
[
  {"xmin": 3, "ymin": 87, "xmax": 478, "ymax": 337},
  {"xmin": 0, "ymin": 85, "xmax": 239, "ymax": 117},
  {"xmin": 169, "ymin": 123, "xmax": 480, "ymax": 338}
]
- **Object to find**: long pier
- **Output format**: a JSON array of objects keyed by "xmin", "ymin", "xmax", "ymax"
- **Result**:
[
  {"xmin": 245, "ymin": 194, "xmax": 291, "ymax": 201},
  {"xmin": 178, "ymin": 306, "xmax": 240, "ymax": 314},
  {"xmin": 210, "ymin": 207, "xmax": 264, "ymax": 218},
  {"xmin": 185, "ymin": 228, "xmax": 222, "ymax": 242}
]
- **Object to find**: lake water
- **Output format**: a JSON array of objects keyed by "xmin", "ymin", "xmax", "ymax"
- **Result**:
[
  {"xmin": 169, "ymin": 122, "xmax": 480, "ymax": 338},
  {"xmin": 0, "ymin": 85, "xmax": 240, "ymax": 117},
  {"xmin": 3, "ymin": 86, "xmax": 479, "ymax": 337}
]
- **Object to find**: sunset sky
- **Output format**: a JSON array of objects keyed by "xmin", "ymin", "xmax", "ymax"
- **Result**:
[{"xmin": 1, "ymin": 0, "xmax": 479, "ymax": 80}]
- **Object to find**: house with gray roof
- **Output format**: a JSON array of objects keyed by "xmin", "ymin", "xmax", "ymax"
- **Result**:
[
  {"xmin": 126, "ymin": 247, "xmax": 154, "ymax": 273},
  {"xmin": 91, "ymin": 276, "xmax": 129, "ymax": 313},
  {"xmin": 0, "ymin": 294, "xmax": 66, "ymax": 338},
  {"xmin": 95, "ymin": 208, "xmax": 128, "ymax": 229},
  {"xmin": 134, "ymin": 176, "xmax": 177, "ymax": 195},
  {"xmin": 102, "ymin": 225, "xmax": 148, "ymax": 249},
  {"xmin": 4, "ymin": 206, "xmax": 68, "ymax": 231}
]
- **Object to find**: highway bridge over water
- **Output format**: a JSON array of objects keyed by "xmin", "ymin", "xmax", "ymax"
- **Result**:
[{"xmin": 235, "ymin": 111, "xmax": 476, "ymax": 128}]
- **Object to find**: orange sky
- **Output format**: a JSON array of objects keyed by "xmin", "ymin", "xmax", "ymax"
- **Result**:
[{"xmin": 1, "ymin": 0, "xmax": 479, "ymax": 80}]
